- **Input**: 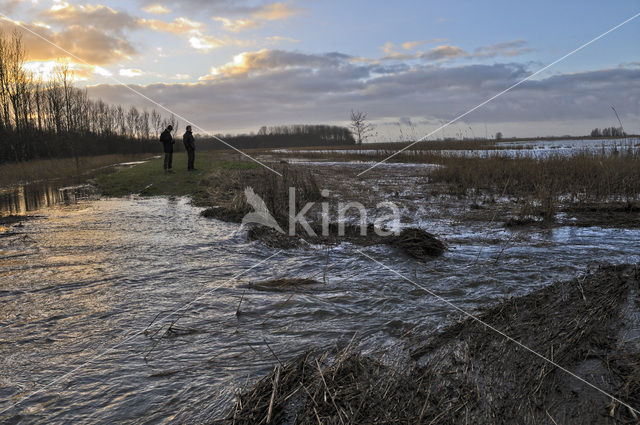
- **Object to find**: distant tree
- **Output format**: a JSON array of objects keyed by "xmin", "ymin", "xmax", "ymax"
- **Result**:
[
  {"xmin": 600, "ymin": 126, "xmax": 626, "ymax": 138},
  {"xmin": 349, "ymin": 110, "xmax": 375, "ymax": 145},
  {"xmin": 151, "ymin": 109, "xmax": 163, "ymax": 138},
  {"xmin": 590, "ymin": 128, "xmax": 601, "ymax": 137},
  {"xmin": 495, "ymin": 131, "xmax": 503, "ymax": 140}
]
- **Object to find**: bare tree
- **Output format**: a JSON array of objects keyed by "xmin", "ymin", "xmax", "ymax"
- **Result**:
[
  {"xmin": 151, "ymin": 109, "xmax": 163, "ymax": 138},
  {"xmin": 349, "ymin": 110, "xmax": 374, "ymax": 145}
]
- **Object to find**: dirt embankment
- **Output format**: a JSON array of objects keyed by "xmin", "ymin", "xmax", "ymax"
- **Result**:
[{"xmin": 214, "ymin": 264, "xmax": 640, "ymax": 425}]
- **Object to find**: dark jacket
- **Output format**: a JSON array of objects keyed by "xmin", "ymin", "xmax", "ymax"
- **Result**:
[
  {"xmin": 183, "ymin": 131, "xmax": 195, "ymax": 151},
  {"xmin": 160, "ymin": 129, "xmax": 174, "ymax": 153}
]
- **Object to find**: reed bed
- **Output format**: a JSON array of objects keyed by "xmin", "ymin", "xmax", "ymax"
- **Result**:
[
  {"xmin": 429, "ymin": 150, "xmax": 640, "ymax": 222},
  {"xmin": 199, "ymin": 164, "xmax": 321, "ymax": 224}
]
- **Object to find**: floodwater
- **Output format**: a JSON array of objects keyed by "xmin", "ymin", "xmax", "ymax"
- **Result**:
[
  {"xmin": 273, "ymin": 137, "xmax": 640, "ymax": 159},
  {"xmin": 1, "ymin": 179, "xmax": 640, "ymax": 423}
]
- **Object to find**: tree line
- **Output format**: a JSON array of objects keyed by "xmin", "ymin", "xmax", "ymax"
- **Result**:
[
  {"xmin": 590, "ymin": 127, "xmax": 626, "ymax": 138},
  {"xmin": 199, "ymin": 124, "xmax": 355, "ymax": 150},
  {"xmin": 0, "ymin": 30, "xmax": 177, "ymax": 164}
]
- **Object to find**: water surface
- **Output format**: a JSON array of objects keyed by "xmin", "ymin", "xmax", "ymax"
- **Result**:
[{"xmin": 1, "ymin": 188, "xmax": 639, "ymax": 423}]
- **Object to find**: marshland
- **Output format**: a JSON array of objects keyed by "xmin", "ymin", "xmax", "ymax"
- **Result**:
[
  {"xmin": 2, "ymin": 3, "xmax": 640, "ymax": 423},
  {"xmin": 2, "ymin": 135, "xmax": 640, "ymax": 423}
]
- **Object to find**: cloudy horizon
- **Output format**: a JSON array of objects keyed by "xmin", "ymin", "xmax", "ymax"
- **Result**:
[{"xmin": 1, "ymin": 0, "xmax": 639, "ymax": 139}]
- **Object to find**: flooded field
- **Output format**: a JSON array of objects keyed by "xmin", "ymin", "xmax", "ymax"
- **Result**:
[
  {"xmin": 1, "ymin": 158, "xmax": 640, "ymax": 423},
  {"xmin": 272, "ymin": 137, "xmax": 640, "ymax": 159}
]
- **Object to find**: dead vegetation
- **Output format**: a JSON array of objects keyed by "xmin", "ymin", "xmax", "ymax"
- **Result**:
[
  {"xmin": 198, "ymin": 164, "xmax": 321, "ymax": 224},
  {"xmin": 247, "ymin": 225, "xmax": 446, "ymax": 260},
  {"xmin": 428, "ymin": 150, "xmax": 640, "ymax": 225},
  {"xmin": 198, "ymin": 163, "xmax": 446, "ymax": 259},
  {"xmin": 249, "ymin": 278, "xmax": 320, "ymax": 289},
  {"xmin": 214, "ymin": 264, "xmax": 640, "ymax": 425}
]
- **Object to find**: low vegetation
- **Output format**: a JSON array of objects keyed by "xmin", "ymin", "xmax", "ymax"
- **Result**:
[
  {"xmin": 429, "ymin": 150, "xmax": 640, "ymax": 222},
  {"xmin": 95, "ymin": 152, "xmax": 260, "ymax": 201}
]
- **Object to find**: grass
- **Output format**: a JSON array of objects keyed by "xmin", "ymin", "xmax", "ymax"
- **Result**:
[
  {"xmin": 0, "ymin": 153, "xmax": 154, "ymax": 187},
  {"xmin": 95, "ymin": 152, "xmax": 260, "ymax": 202}
]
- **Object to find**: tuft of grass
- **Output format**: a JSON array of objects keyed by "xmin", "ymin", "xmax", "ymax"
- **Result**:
[{"xmin": 95, "ymin": 152, "xmax": 259, "ymax": 202}]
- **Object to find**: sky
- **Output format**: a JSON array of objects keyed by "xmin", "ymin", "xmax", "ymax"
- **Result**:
[{"xmin": 1, "ymin": 0, "xmax": 639, "ymax": 139}]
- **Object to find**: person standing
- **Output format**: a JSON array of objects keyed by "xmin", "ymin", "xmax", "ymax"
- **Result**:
[
  {"xmin": 160, "ymin": 125, "xmax": 174, "ymax": 172},
  {"xmin": 183, "ymin": 125, "xmax": 196, "ymax": 171}
]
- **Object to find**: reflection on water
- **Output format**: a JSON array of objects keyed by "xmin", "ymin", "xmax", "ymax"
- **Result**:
[
  {"xmin": 1, "ymin": 194, "xmax": 639, "ymax": 423},
  {"xmin": 0, "ymin": 183, "xmax": 97, "ymax": 217}
]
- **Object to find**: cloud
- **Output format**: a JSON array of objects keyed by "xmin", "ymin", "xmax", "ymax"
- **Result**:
[
  {"xmin": 401, "ymin": 39, "xmax": 447, "ymax": 50},
  {"xmin": 87, "ymin": 48, "xmax": 640, "ymax": 137},
  {"xmin": 0, "ymin": 3, "xmax": 141, "ymax": 65},
  {"xmin": 138, "ymin": 0, "xmax": 302, "ymax": 21},
  {"xmin": 212, "ymin": 2, "xmax": 301, "ymax": 32},
  {"xmin": 265, "ymin": 35, "xmax": 299, "ymax": 44},
  {"xmin": 138, "ymin": 16, "xmax": 230, "ymax": 51},
  {"xmin": 382, "ymin": 40, "xmax": 532, "ymax": 62},
  {"xmin": 0, "ymin": 0, "xmax": 22, "ymax": 14},
  {"xmin": 212, "ymin": 16, "xmax": 260, "ymax": 32},
  {"xmin": 0, "ymin": 19, "xmax": 137, "ymax": 64},
  {"xmin": 138, "ymin": 16, "xmax": 203, "ymax": 34},
  {"xmin": 424, "ymin": 45, "xmax": 468, "ymax": 60},
  {"xmin": 188, "ymin": 34, "xmax": 225, "ymax": 50},
  {"xmin": 40, "ymin": 3, "xmax": 139, "ymax": 34},
  {"xmin": 201, "ymin": 49, "xmax": 349, "ymax": 78},
  {"xmin": 119, "ymin": 68, "xmax": 144, "ymax": 77},
  {"xmin": 250, "ymin": 2, "xmax": 298, "ymax": 21},
  {"xmin": 473, "ymin": 39, "xmax": 532, "ymax": 58},
  {"xmin": 142, "ymin": 4, "xmax": 171, "ymax": 14}
]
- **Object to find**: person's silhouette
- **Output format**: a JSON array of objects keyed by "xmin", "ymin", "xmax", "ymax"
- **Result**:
[
  {"xmin": 160, "ymin": 125, "xmax": 174, "ymax": 172},
  {"xmin": 183, "ymin": 125, "xmax": 196, "ymax": 171}
]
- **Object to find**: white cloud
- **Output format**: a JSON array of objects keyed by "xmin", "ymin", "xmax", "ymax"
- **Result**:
[
  {"xmin": 142, "ymin": 4, "xmax": 171, "ymax": 14},
  {"xmin": 213, "ymin": 16, "xmax": 260, "ymax": 32},
  {"xmin": 119, "ymin": 68, "xmax": 144, "ymax": 77}
]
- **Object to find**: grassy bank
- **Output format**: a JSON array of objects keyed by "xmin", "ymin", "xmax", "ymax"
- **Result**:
[
  {"xmin": 0, "ymin": 153, "xmax": 155, "ymax": 187},
  {"xmin": 95, "ymin": 152, "xmax": 260, "ymax": 203}
]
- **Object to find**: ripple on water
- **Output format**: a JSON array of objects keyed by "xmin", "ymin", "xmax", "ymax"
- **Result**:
[{"xmin": 1, "ymin": 195, "xmax": 639, "ymax": 422}]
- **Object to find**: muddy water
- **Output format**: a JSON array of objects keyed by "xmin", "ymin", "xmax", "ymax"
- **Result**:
[{"xmin": 1, "ymin": 188, "xmax": 640, "ymax": 422}]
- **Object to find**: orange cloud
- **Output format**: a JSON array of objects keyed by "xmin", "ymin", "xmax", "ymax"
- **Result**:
[{"xmin": 0, "ymin": 19, "xmax": 136, "ymax": 65}]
